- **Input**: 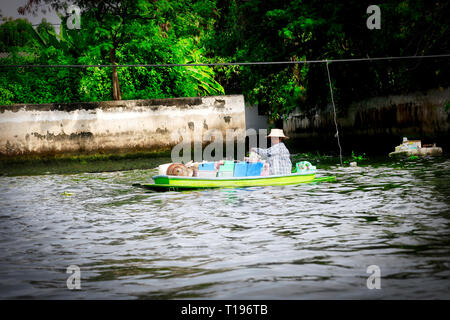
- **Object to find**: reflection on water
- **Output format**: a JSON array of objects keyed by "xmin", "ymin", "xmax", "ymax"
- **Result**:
[{"xmin": 0, "ymin": 156, "xmax": 449, "ymax": 299}]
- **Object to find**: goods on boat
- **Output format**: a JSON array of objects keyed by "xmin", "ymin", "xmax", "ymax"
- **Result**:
[
  {"xmin": 217, "ymin": 160, "xmax": 235, "ymax": 177},
  {"xmin": 233, "ymin": 162, "xmax": 248, "ymax": 177},
  {"xmin": 166, "ymin": 163, "xmax": 190, "ymax": 176},
  {"xmin": 159, "ymin": 159, "xmax": 273, "ymax": 178},
  {"xmin": 147, "ymin": 159, "xmax": 335, "ymax": 191},
  {"xmin": 247, "ymin": 162, "xmax": 263, "ymax": 176},
  {"xmin": 293, "ymin": 161, "xmax": 316, "ymax": 173},
  {"xmin": 247, "ymin": 151, "xmax": 261, "ymax": 163}
]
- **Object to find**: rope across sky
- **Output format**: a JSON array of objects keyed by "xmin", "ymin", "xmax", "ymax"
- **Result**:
[{"xmin": 0, "ymin": 53, "xmax": 449, "ymax": 68}]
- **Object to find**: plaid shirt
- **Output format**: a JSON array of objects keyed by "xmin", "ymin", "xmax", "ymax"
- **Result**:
[{"xmin": 254, "ymin": 142, "xmax": 292, "ymax": 175}]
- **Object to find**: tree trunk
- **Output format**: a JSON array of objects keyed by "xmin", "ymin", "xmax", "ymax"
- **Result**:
[{"xmin": 110, "ymin": 47, "xmax": 122, "ymax": 100}]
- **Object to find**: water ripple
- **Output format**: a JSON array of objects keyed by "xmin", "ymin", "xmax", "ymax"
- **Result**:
[{"xmin": 0, "ymin": 157, "xmax": 449, "ymax": 299}]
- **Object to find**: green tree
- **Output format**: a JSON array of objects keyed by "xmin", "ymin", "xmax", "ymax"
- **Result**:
[
  {"xmin": 17, "ymin": 0, "xmax": 224, "ymax": 101},
  {"xmin": 207, "ymin": 0, "xmax": 450, "ymax": 120},
  {"xmin": 0, "ymin": 17, "xmax": 40, "ymax": 51}
]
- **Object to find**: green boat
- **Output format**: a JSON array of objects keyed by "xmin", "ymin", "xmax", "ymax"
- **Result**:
[{"xmin": 138, "ymin": 171, "xmax": 336, "ymax": 191}]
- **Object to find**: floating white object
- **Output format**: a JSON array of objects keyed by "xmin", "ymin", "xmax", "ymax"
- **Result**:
[{"xmin": 350, "ymin": 162, "xmax": 357, "ymax": 167}]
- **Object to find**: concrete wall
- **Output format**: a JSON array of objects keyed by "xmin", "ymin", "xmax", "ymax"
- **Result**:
[
  {"xmin": 283, "ymin": 87, "xmax": 450, "ymax": 152},
  {"xmin": 0, "ymin": 95, "xmax": 246, "ymax": 157}
]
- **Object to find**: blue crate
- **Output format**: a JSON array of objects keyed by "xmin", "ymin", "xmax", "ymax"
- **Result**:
[
  {"xmin": 246, "ymin": 162, "xmax": 263, "ymax": 176},
  {"xmin": 233, "ymin": 162, "xmax": 248, "ymax": 177},
  {"xmin": 198, "ymin": 162, "xmax": 215, "ymax": 171}
]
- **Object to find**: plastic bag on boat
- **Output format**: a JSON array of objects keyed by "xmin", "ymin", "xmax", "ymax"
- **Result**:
[
  {"xmin": 247, "ymin": 151, "xmax": 261, "ymax": 163},
  {"xmin": 295, "ymin": 161, "xmax": 316, "ymax": 172},
  {"xmin": 261, "ymin": 161, "xmax": 270, "ymax": 176}
]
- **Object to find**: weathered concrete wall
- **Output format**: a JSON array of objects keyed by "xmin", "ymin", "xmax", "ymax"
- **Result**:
[
  {"xmin": 0, "ymin": 95, "xmax": 246, "ymax": 157},
  {"xmin": 284, "ymin": 88, "xmax": 450, "ymax": 152}
]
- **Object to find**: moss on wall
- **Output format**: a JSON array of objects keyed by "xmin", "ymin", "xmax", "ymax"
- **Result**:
[{"xmin": 0, "ymin": 149, "xmax": 172, "ymax": 176}]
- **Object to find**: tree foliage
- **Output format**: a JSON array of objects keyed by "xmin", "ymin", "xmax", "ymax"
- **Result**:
[
  {"xmin": 0, "ymin": 0, "xmax": 224, "ymax": 104},
  {"xmin": 206, "ymin": 0, "xmax": 450, "ymax": 120},
  {"xmin": 0, "ymin": 0, "xmax": 448, "ymax": 121}
]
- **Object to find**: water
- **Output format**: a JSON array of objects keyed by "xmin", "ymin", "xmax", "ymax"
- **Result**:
[{"xmin": 0, "ymin": 156, "xmax": 449, "ymax": 299}]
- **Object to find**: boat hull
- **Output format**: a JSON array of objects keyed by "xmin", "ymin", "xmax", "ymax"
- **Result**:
[{"xmin": 152, "ymin": 171, "xmax": 317, "ymax": 188}]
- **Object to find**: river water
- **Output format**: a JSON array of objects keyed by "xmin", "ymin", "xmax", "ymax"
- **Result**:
[{"xmin": 0, "ymin": 156, "xmax": 449, "ymax": 299}]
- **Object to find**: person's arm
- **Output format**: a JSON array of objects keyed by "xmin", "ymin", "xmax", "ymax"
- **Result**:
[
  {"xmin": 253, "ymin": 147, "xmax": 268, "ymax": 156},
  {"xmin": 253, "ymin": 144, "xmax": 281, "ymax": 157}
]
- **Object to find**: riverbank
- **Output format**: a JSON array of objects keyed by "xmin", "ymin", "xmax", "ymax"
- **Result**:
[{"xmin": 0, "ymin": 150, "xmax": 172, "ymax": 176}]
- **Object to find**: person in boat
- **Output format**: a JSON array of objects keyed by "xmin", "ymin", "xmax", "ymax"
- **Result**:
[{"xmin": 251, "ymin": 128, "xmax": 292, "ymax": 175}]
